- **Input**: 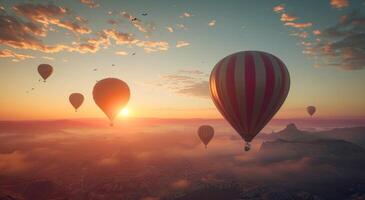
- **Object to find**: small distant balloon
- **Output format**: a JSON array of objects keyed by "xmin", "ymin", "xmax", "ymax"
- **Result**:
[
  {"xmin": 307, "ymin": 106, "xmax": 316, "ymax": 117},
  {"xmin": 69, "ymin": 93, "xmax": 84, "ymax": 112},
  {"xmin": 93, "ymin": 78, "xmax": 130, "ymax": 126},
  {"xmin": 37, "ymin": 64, "xmax": 53, "ymax": 82},
  {"xmin": 198, "ymin": 125, "xmax": 214, "ymax": 149}
]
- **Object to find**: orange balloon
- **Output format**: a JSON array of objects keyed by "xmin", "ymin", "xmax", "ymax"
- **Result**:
[
  {"xmin": 37, "ymin": 64, "xmax": 53, "ymax": 82},
  {"xmin": 69, "ymin": 93, "xmax": 84, "ymax": 112},
  {"xmin": 93, "ymin": 78, "xmax": 130, "ymax": 126}
]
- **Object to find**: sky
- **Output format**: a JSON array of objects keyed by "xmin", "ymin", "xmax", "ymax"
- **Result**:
[{"xmin": 0, "ymin": 0, "xmax": 364, "ymax": 120}]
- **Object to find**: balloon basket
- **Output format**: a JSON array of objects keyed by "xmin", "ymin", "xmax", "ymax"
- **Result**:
[{"xmin": 244, "ymin": 142, "xmax": 251, "ymax": 152}]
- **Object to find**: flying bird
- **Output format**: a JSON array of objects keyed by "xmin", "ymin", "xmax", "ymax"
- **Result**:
[{"xmin": 142, "ymin": 13, "xmax": 148, "ymax": 16}]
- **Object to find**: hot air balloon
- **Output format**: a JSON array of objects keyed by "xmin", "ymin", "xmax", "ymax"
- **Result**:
[
  {"xmin": 69, "ymin": 93, "xmax": 84, "ymax": 112},
  {"xmin": 93, "ymin": 78, "xmax": 130, "ymax": 126},
  {"xmin": 209, "ymin": 51, "xmax": 290, "ymax": 151},
  {"xmin": 307, "ymin": 106, "xmax": 316, "ymax": 117},
  {"xmin": 198, "ymin": 125, "xmax": 214, "ymax": 149},
  {"xmin": 37, "ymin": 64, "xmax": 53, "ymax": 82}
]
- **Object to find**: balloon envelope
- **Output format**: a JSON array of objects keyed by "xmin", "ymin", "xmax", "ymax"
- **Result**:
[
  {"xmin": 198, "ymin": 125, "xmax": 214, "ymax": 147},
  {"xmin": 37, "ymin": 64, "xmax": 53, "ymax": 82},
  {"xmin": 93, "ymin": 78, "xmax": 130, "ymax": 125},
  {"xmin": 69, "ymin": 93, "xmax": 84, "ymax": 112},
  {"xmin": 209, "ymin": 51, "xmax": 290, "ymax": 143},
  {"xmin": 307, "ymin": 106, "xmax": 316, "ymax": 116}
]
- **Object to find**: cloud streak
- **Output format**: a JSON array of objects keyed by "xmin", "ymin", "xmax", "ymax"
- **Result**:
[
  {"xmin": 176, "ymin": 41, "xmax": 190, "ymax": 48},
  {"xmin": 0, "ymin": 49, "xmax": 34, "ymax": 60},
  {"xmin": 156, "ymin": 69, "xmax": 210, "ymax": 98},
  {"xmin": 79, "ymin": 0, "xmax": 99, "ymax": 8},
  {"xmin": 330, "ymin": 0, "xmax": 349, "ymax": 9},
  {"xmin": 13, "ymin": 3, "xmax": 91, "ymax": 34}
]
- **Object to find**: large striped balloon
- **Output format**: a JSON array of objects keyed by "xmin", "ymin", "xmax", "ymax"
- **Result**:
[{"xmin": 209, "ymin": 51, "xmax": 290, "ymax": 144}]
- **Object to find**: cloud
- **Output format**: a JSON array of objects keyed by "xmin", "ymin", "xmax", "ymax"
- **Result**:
[
  {"xmin": 0, "ymin": 49, "xmax": 34, "ymax": 60},
  {"xmin": 176, "ymin": 23, "xmax": 187, "ymax": 30},
  {"xmin": 284, "ymin": 22, "xmax": 312, "ymax": 28},
  {"xmin": 170, "ymin": 179, "xmax": 190, "ymax": 189},
  {"xmin": 179, "ymin": 12, "xmax": 193, "ymax": 18},
  {"xmin": 330, "ymin": 0, "xmax": 349, "ymax": 9},
  {"xmin": 79, "ymin": 0, "xmax": 99, "ymax": 8},
  {"xmin": 136, "ymin": 41, "xmax": 169, "ymax": 52},
  {"xmin": 107, "ymin": 19, "xmax": 118, "ymax": 25},
  {"xmin": 208, "ymin": 19, "xmax": 216, "ymax": 27},
  {"xmin": 102, "ymin": 29, "xmax": 169, "ymax": 53},
  {"xmin": 68, "ymin": 31, "xmax": 110, "ymax": 53},
  {"xmin": 166, "ymin": 26, "xmax": 174, "ymax": 33},
  {"xmin": 314, "ymin": 11, "xmax": 365, "ymax": 70},
  {"xmin": 103, "ymin": 29, "xmax": 137, "ymax": 45},
  {"xmin": 120, "ymin": 11, "xmax": 156, "ymax": 34},
  {"xmin": 0, "ymin": 13, "xmax": 68, "ymax": 53},
  {"xmin": 289, "ymin": 31, "xmax": 308, "ymax": 38},
  {"xmin": 313, "ymin": 30, "xmax": 321, "ymax": 35},
  {"xmin": 13, "ymin": 3, "xmax": 91, "ymax": 34},
  {"xmin": 0, "ymin": 151, "xmax": 33, "ymax": 175},
  {"xmin": 273, "ymin": 4, "xmax": 285, "ymax": 13},
  {"xmin": 156, "ymin": 69, "xmax": 210, "ymax": 98},
  {"xmin": 41, "ymin": 56, "xmax": 54, "ymax": 60},
  {"xmin": 115, "ymin": 51, "xmax": 128, "ymax": 56},
  {"xmin": 280, "ymin": 13, "xmax": 297, "ymax": 22},
  {"xmin": 175, "ymin": 81, "xmax": 210, "ymax": 98},
  {"xmin": 176, "ymin": 41, "xmax": 190, "ymax": 48}
]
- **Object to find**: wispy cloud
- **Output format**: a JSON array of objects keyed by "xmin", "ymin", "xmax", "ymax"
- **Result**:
[
  {"xmin": 0, "ymin": 49, "xmax": 34, "ymax": 60},
  {"xmin": 273, "ymin": 4, "xmax": 285, "ymax": 13},
  {"xmin": 313, "ymin": 30, "xmax": 321, "ymax": 35},
  {"xmin": 0, "ymin": 13, "xmax": 67, "ymax": 52},
  {"xmin": 41, "ymin": 56, "xmax": 54, "ymax": 60},
  {"xmin": 179, "ymin": 12, "xmax": 193, "ymax": 18},
  {"xmin": 314, "ymin": 11, "xmax": 365, "ymax": 70},
  {"xmin": 176, "ymin": 23, "xmax": 188, "ymax": 30},
  {"xmin": 13, "ymin": 3, "xmax": 91, "ymax": 34},
  {"xmin": 154, "ymin": 69, "xmax": 210, "ymax": 98},
  {"xmin": 208, "ymin": 19, "xmax": 216, "ymax": 27},
  {"xmin": 115, "ymin": 51, "xmax": 128, "ymax": 56},
  {"xmin": 330, "ymin": 0, "xmax": 349, "ymax": 9},
  {"xmin": 280, "ymin": 13, "xmax": 297, "ymax": 22},
  {"xmin": 284, "ymin": 22, "xmax": 312, "ymax": 28},
  {"xmin": 176, "ymin": 41, "xmax": 190, "ymax": 48},
  {"xmin": 120, "ymin": 11, "xmax": 156, "ymax": 35},
  {"xmin": 166, "ymin": 26, "xmax": 174, "ymax": 33},
  {"xmin": 79, "ymin": 0, "xmax": 99, "ymax": 8}
]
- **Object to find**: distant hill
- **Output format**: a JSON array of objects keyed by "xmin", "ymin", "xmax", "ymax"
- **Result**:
[
  {"xmin": 259, "ymin": 123, "xmax": 316, "ymax": 141},
  {"xmin": 316, "ymin": 127, "xmax": 365, "ymax": 147},
  {"xmin": 260, "ymin": 123, "xmax": 365, "ymax": 147}
]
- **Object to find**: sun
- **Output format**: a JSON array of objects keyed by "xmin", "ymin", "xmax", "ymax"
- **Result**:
[{"xmin": 120, "ymin": 108, "xmax": 129, "ymax": 117}]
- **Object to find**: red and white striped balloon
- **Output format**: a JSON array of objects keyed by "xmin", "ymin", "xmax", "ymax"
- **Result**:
[{"xmin": 209, "ymin": 51, "xmax": 290, "ymax": 145}]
